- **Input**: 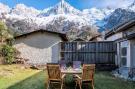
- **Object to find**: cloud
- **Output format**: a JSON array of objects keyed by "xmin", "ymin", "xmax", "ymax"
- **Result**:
[
  {"xmin": 99, "ymin": 0, "xmax": 134, "ymax": 8},
  {"xmin": 80, "ymin": 0, "xmax": 134, "ymax": 9}
]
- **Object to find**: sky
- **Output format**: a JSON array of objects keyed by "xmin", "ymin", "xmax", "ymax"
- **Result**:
[{"xmin": 0, "ymin": 0, "xmax": 134, "ymax": 10}]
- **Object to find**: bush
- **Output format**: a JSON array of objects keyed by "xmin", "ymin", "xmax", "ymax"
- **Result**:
[
  {"xmin": 7, "ymin": 38, "xmax": 15, "ymax": 46},
  {"xmin": 2, "ymin": 45, "xmax": 16, "ymax": 64}
]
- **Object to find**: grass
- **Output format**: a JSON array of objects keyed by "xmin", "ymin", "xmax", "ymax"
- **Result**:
[
  {"xmin": 0, "ymin": 64, "xmax": 42, "ymax": 89},
  {"xmin": 0, "ymin": 64, "xmax": 135, "ymax": 89}
]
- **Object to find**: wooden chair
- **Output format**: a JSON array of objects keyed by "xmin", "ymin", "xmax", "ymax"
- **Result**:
[
  {"xmin": 46, "ymin": 63, "xmax": 65, "ymax": 89},
  {"xmin": 75, "ymin": 64, "xmax": 95, "ymax": 89}
]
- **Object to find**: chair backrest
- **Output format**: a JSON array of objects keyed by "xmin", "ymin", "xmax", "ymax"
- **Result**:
[
  {"xmin": 82, "ymin": 64, "xmax": 95, "ymax": 81},
  {"xmin": 47, "ymin": 63, "xmax": 61, "ymax": 80},
  {"xmin": 73, "ymin": 61, "xmax": 81, "ymax": 69},
  {"xmin": 59, "ymin": 60, "xmax": 66, "ymax": 68}
]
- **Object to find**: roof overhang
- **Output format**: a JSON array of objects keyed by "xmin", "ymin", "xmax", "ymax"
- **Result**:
[
  {"xmin": 14, "ymin": 29, "xmax": 68, "ymax": 41},
  {"xmin": 105, "ymin": 20, "xmax": 135, "ymax": 39}
]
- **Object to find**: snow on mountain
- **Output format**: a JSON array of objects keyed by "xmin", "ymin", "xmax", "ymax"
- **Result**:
[
  {"xmin": 128, "ymin": 0, "xmax": 135, "ymax": 11},
  {"xmin": 0, "ymin": 0, "xmax": 109, "ymax": 34},
  {"xmin": 82, "ymin": 7, "xmax": 114, "ymax": 32},
  {"xmin": 0, "ymin": 3, "xmax": 11, "ymax": 22},
  {"xmin": 2, "ymin": 0, "xmax": 135, "ymax": 37},
  {"xmin": 0, "ymin": 3, "xmax": 10, "ymax": 14},
  {"xmin": 103, "ymin": 8, "xmax": 135, "ymax": 30},
  {"xmin": 83, "ymin": 8, "xmax": 106, "ymax": 21},
  {"xmin": 101, "ymin": 8, "xmax": 114, "ymax": 16},
  {"xmin": 38, "ymin": 0, "xmax": 82, "ymax": 17},
  {"xmin": 4, "ymin": 0, "xmax": 96, "ymax": 34},
  {"xmin": 97, "ymin": 0, "xmax": 135, "ymax": 31},
  {"xmin": 41, "ymin": 14, "xmax": 91, "ymax": 32},
  {"xmin": 10, "ymin": 4, "xmax": 41, "ymax": 17}
]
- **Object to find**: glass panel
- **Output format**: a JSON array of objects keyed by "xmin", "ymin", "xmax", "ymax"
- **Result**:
[
  {"xmin": 121, "ymin": 47, "xmax": 127, "ymax": 56},
  {"xmin": 121, "ymin": 57, "xmax": 127, "ymax": 66}
]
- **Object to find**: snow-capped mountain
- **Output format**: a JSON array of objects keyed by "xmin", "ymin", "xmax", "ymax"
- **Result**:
[
  {"xmin": 83, "ymin": 8, "xmax": 113, "ymax": 20},
  {"xmin": 1, "ymin": 0, "xmax": 135, "ymax": 39},
  {"xmin": 38, "ymin": 0, "xmax": 82, "ymax": 17},
  {"xmin": 101, "ymin": 0, "xmax": 135, "ymax": 30},
  {"xmin": 3, "ymin": 0, "xmax": 103, "ymax": 35},
  {"xmin": 128, "ymin": 0, "xmax": 135, "ymax": 11},
  {"xmin": 0, "ymin": 3, "xmax": 10, "ymax": 19},
  {"xmin": 10, "ymin": 4, "xmax": 41, "ymax": 17},
  {"xmin": 0, "ymin": 3, "xmax": 10, "ymax": 14},
  {"xmin": 103, "ymin": 8, "xmax": 135, "ymax": 30},
  {"xmin": 82, "ymin": 7, "xmax": 114, "ymax": 24}
]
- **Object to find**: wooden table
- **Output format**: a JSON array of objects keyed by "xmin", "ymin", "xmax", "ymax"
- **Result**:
[{"xmin": 61, "ymin": 68, "xmax": 82, "ymax": 75}]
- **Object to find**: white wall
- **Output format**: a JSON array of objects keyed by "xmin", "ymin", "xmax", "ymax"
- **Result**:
[
  {"xmin": 106, "ymin": 32, "xmax": 123, "ymax": 41},
  {"xmin": 14, "ymin": 32, "xmax": 62, "ymax": 64},
  {"xmin": 127, "ymin": 41, "xmax": 131, "ymax": 67},
  {"xmin": 106, "ymin": 32, "xmax": 132, "ymax": 67},
  {"xmin": 106, "ymin": 32, "xmax": 123, "ymax": 66},
  {"xmin": 130, "ymin": 39, "xmax": 135, "ymax": 67}
]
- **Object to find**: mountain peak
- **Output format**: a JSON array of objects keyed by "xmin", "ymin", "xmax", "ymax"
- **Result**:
[
  {"xmin": 38, "ymin": 0, "xmax": 82, "ymax": 17},
  {"xmin": 61, "ymin": 0, "xmax": 65, "ymax": 4},
  {"xmin": 58, "ymin": 0, "xmax": 75, "ymax": 14},
  {"xmin": 56, "ymin": 0, "xmax": 69, "ymax": 14}
]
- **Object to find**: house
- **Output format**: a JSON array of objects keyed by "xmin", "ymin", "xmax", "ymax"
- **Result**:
[
  {"xmin": 71, "ymin": 38, "xmax": 86, "ymax": 42},
  {"xmin": 89, "ymin": 35, "xmax": 103, "ymax": 41},
  {"xmin": 13, "ymin": 29, "xmax": 67, "ymax": 65},
  {"xmin": 105, "ymin": 20, "xmax": 135, "ymax": 79}
]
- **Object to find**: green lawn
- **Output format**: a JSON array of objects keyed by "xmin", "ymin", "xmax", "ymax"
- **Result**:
[{"xmin": 0, "ymin": 64, "xmax": 135, "ymax": 89}]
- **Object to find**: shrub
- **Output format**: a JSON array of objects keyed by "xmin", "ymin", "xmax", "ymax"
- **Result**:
[
  {"xmin": 2, "ymin": 45, "xmax": 16, "ymax": 64},
  {"xmin": 7, "ymin": 38, "xmax": 15, "ymax": 46},
  {"xmin": 0, "ymin": 21, "xmax": 13, "ymax": 43}
]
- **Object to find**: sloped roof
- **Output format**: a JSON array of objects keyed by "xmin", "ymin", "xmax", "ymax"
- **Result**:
[
  {"xmin": 105, "ymin": 20, "xmax": 135, "ymax": 38},
  {"xmin": 89, "ymin": 34, "xmax": 102, "ymax": 41},
  {"xmin": 71, "ymin": 38, "xmax": 86, "ymax": 42},
  {"xmin": 14, "ymin": 29, "xmax": 68, "ymax": 41}
]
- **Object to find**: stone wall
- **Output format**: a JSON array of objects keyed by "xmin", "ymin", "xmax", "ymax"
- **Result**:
[{"xmin": 14, "ymin": 32, "xmax": 62, "ymax": 65}]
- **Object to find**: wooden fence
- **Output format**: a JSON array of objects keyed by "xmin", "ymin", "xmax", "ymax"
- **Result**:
[{"xmin": 60, "ymin": 41, "xmax": 116, "ymax": 65}]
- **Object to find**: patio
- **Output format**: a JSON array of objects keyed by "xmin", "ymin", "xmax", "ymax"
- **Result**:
[{"xmin": 0, "ymin": 64, "xmax": 135, "ymax": 89}]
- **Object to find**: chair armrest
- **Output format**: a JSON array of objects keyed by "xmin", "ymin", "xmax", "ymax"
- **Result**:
[
  {"xmin": 74, "ymin": 74, "xmax": 82, "ymax": 79},
  {"xmin": 61, "ymin": 74, "xmax": 66, "ymax": 79}
]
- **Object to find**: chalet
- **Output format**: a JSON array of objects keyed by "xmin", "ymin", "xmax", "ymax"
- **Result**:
[
  {"xmin": 105, "ymin": 20, "xmax": 135, "ymax": 79},
  {"xmin": 13, "ymin": 29, "xmax": 67, "ymax": 65}
]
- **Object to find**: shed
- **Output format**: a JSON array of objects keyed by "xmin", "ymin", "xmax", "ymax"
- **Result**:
[{"xmin": 13, "ymin": 29, "xmax": 67, "ymax": 64}]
